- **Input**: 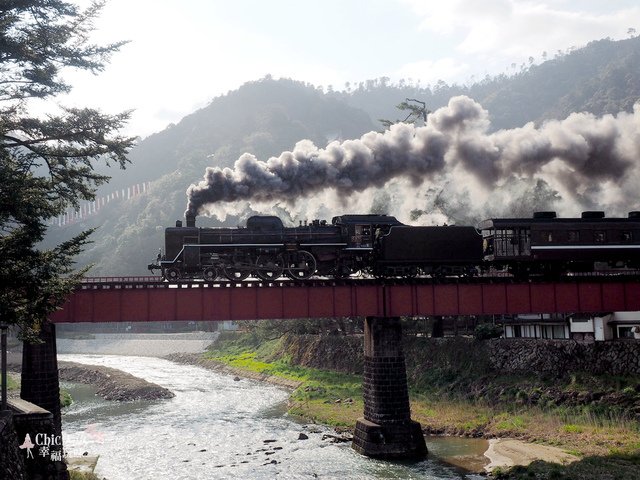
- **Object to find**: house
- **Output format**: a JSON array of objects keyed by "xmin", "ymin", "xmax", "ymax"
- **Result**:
[
  {"xmin": 502, "ymin": 312, "xmax": 640, "ymax": 341},
  {"xmin": 501, "ymin": 313, "xmax": 570, "ymax": 340}
]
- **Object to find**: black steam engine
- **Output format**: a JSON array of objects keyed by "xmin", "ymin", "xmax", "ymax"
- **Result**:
[{"xmin": 149, "ymin": 211, "xmax": 640, "ymax": 281}]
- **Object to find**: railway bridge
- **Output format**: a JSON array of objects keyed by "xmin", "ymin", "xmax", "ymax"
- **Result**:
[
  {"xmin": 49, "ymin": 276, "xmax": 640, "ymax": 323},
  {"xmin": 20, "ymin": 275, "xmax": 640, "ymax": 461}
]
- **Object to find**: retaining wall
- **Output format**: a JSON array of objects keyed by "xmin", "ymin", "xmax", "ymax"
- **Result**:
[
  {"xmin": 0, "ymin": 411, "xmax": 26, "ymax": 480},
  {"xmin": 488, "ymin": 338, "xmax": 640, "ymax": 376}
]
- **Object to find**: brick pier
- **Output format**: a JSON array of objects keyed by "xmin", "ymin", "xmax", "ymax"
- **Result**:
[
  {"xmin": 20, "ymin": 321, "xmax": 69, "ymax": 480},
  {"xmin": 352, "ymin": 316, "xmax": 427, "ymax": 459}
]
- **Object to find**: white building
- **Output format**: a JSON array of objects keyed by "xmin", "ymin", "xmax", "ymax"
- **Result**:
[
  {"xmin": 503, "ymin": 312, "xmax": 640, "ymax": 342},
  {"xmin": 502, "ymin": 314, "xmax": 570, "ymax": 340}
]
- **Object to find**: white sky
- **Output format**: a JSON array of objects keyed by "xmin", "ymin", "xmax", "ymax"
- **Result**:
[{"xmin": 59, "ymin": 0, "xmax": 640, "ymax": 138}]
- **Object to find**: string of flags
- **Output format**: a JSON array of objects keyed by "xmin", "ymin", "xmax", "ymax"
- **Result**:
[{"xmin": 51, "ymin": 181, "xmax": 152, "ymax": 227}]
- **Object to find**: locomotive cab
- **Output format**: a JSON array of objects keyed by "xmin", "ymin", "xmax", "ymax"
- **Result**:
[{"xmin": 332, "ymin": 214, "xmax": 403, "ymax": 250}]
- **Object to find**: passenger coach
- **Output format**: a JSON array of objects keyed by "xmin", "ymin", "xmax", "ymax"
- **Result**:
[{"xmin": 479, "ymin": 211, "xmax": 640, "ymax": 277}]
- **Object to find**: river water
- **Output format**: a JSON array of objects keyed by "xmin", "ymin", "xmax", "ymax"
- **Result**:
[{"xmin": 60, "ymin": 354, "xmax": 486, "ymax": 479}]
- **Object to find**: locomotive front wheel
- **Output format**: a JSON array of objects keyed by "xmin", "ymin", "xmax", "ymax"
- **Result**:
[
  {"xmin": 286, "ymin": 250, "xmax": 317, "ymax": 280},
  {"xmin": 223, "ymin": 264, "xmax": 251, "ymax": 281},
  {"xmin": 166, "ymin": 267, "xmax": 181, "ymax": 281},
  {"xmin": 255, "ymin": 255, "xmax": 284, "ymax": 281},
  {"xmin": 203, "ymin": 266, "xmax": 218, "ymax": 281}
]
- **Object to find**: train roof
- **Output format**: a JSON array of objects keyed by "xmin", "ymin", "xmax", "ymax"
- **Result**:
[
  {"xmin": 479, "ymin": 212, "xmax": 640, "ymax": 229},
  {"xmin": 331, "ymin": 214, "xmax": 403, "ymax": 226}
]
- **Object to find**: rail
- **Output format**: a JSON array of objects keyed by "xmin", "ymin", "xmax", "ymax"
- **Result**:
[{"xmin": 77, "ymin": 271, "xmax": 640, "ymax": 290}]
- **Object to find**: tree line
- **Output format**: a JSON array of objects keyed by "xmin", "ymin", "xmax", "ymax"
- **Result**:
[{"xmin": 0, "ymin": 0, "xmax": 134, "ymax": 338}]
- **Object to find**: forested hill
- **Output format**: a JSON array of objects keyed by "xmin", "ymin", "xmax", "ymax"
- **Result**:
[
  {"xmin": 337, "ymin": 36, "xmax": 640, "ymax": 130},
  {"xmin": 108, "ymin": 77, "xmax": 375, "ymax": 191},
  {"xmin": 43, "ymin": 36, "xmax": 640, "ymax": 276}
]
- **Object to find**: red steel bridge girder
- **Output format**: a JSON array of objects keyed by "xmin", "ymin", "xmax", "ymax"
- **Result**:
[{"xmin": 49, "ymin": 280, "xmax": 640, "ymax": 323}]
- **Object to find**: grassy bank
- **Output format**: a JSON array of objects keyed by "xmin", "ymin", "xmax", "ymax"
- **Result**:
[
  {"xmin": 203, "ymin": 333, "xmax": 363, "ymax": 428},
  {"xmin": 1, "ymin": 372, "xmax": 73, "ymax": 407},
  {"xmin": 0, "ymin": 373, "xmax": 19, "ymax": 391},
  {"xmin": 205, "ymin": 331, "xmax": 640, "ymax": 478}
]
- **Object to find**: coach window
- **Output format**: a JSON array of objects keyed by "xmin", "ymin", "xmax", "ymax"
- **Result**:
[
  {"xmin": 568, "ymin": 230, "xmax": 580, "ymax": 242},
  {"xmin": 621, "ymin": 231, "xmax": 632, "ymax": 242},
  {"xmin": 541, "ymin": 231, "xmax": 553, "ymax": 242},
  {"xmin": 494, "ymin": 229, "xmax": 516, "ymax": 256},
  {"xmin": 594, "ymin": 231, "xmax": 606, "ymax": 243}
]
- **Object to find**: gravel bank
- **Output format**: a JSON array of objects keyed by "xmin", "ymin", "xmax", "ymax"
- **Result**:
[{"xmin": 58, "ymin": 361, "xmax": 174, "ymax": 401}]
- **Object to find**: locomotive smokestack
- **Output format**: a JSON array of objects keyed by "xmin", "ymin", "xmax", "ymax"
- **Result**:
[{"xmin": 186, "ymin": 212, "xmax": 196, "ymax": 228}]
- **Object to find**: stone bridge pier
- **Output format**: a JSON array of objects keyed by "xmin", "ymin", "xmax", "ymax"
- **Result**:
[
  {"xmin": 352, "ymin": 316, "xmax": 427, "ymax": 459},
  {"xmin": 20, "ymin": 321, "xmax": 69, "ymax": 480}
]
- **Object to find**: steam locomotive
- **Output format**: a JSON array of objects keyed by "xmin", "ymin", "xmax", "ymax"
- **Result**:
[{"xmin": 148, "ymin": 211, "xmax": 640, "ymax": 281}]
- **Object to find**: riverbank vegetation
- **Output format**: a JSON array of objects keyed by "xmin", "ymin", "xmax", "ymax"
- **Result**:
[
  {"xmin": 0, "ymin": 373, "xmax": 19, "ymax": 392},
  {"xmin": 205, "ymin": 327, "xmax": 640, "ymax": 478},
  {"xmin": 2, "ymin": 372, "xmax": 73, "ymax": 407}
]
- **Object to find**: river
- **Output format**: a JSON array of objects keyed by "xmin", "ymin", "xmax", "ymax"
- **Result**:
[{"xmin": 60, "ymin": 354, "xmax": 486, "ymax": 479}]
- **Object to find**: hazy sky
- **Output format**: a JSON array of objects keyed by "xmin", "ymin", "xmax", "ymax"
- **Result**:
[{"xmin": 59, "ymin": 0, "xmax": 640, "ymax": 138}]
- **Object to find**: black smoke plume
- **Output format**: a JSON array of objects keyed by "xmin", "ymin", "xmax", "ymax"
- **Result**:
[{"xmin": 186, "ymin": 96, "xmax": 640, "ymax": 219}]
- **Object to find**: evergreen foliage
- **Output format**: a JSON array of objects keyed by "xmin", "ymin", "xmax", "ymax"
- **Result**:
[{"xmin": 0, "ymin": 0, "xmax": 134, "ymax": 337}]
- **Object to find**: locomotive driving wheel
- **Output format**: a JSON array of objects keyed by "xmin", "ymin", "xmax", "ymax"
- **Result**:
[
  {"xmin": 286, "ymin": 250, "xmax": 317, "ymax": 280},
  {"xmin": 255, "ymin": 254, "xmax": 284, "ymax": 281},
  {"xmin": 223, "ymin": 263, "xmax": 251, "ymax": 281}
]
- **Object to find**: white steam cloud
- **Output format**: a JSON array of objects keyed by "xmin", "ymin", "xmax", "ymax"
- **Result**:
[{"xmin": 186, "ymin": 96, "xmax": 640, "ymax": 224}]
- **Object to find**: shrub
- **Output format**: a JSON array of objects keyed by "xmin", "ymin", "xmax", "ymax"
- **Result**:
[{"xmin": 474, "ymin": 323, "xmax": 503, "ymax": 340}]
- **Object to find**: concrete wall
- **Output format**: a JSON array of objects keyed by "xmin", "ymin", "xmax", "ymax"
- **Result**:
[{"xmin": 56, "ymin": 332, "xmax": 219, "ymax": 356}]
